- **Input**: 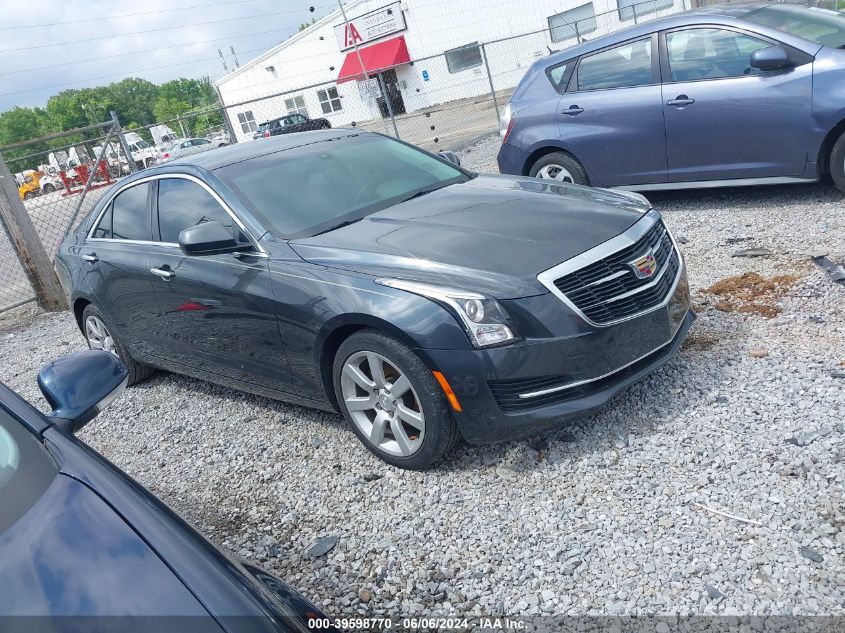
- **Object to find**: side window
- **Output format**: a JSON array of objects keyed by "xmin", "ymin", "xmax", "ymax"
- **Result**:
[
  {"xmin": 192, "ymin": 139, "xmax": 211, "ymax": 146},
  {"xmin": 666, "ymin": 28, "xmax": 771, "ymax": 82},
  {"xmin": 92, "ymin": 204, "xmax": 113, "ymax": 238},
  {"xmin": 547, "ymin": 61, "xmax": 573, "ymax": 91},
  {"xmin": 157, "ymin": 178, "xmax": 238, "ymax": 244},
  {"xmin": 576, "ymin": 38, "xmax": 653, "ymax": 91},
  {"xmin": 111, "ymin": 184, "xmax": 150, "ymax": 241}
]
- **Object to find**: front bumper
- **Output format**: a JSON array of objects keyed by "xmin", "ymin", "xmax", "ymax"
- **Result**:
[{"xmin": 421, "ymin": 269, "xmax": 694, "ymax": 444}]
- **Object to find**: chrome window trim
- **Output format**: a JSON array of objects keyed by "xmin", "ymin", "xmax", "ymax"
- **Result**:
[
  {"xmin": 85, "ymin": 173, "xmax": 267, "ymax": 255},
  {"xmin": 537, "ymin": 209, "xmax": 682, "ymax": 327}
]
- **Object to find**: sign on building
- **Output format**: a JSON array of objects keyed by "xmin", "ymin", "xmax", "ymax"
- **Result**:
[
  {"xmin": 357, "ymin": 78, "xmax": 381, "ymax": 101},
  {"xmin": 335, "ymin": 1, "xmax": 407, "ymax": 51}
]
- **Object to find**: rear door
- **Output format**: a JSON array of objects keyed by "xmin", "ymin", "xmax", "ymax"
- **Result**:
[
  {"xmin": 560, "ymin": 34, "xmax": 668, "ymax": 186},
  {"xmin": 81, "ymin": 181, "xmax": 161, "ymax": 361},
  {"xmin": 144, "ymin": 176, "xmax": 293, "ymax": 393},
  {"xmin": 660, "ymin": 26, "xmax": 813, "ymax": 181}
]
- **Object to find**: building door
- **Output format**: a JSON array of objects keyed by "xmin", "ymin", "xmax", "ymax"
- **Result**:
[{"xmin": 377, "ymin": 69, "xmax": 406, "ymax": 117}]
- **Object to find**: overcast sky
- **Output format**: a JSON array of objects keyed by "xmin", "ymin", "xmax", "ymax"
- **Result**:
[{"xmin": 0, "ymin": 0, "xmax": 334, "ymax": 113}]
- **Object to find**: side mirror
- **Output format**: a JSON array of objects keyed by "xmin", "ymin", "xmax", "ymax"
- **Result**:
[
  {"xmin": 750, "ymin": 46, "xmax": 791, "ymax": 72},
  {"xmin": 437, "ymin": 150, "xmax": 461, "ymax": 167},
  {"xmin": 179, "ymin": 221, "xmax": 242, "ymax": 256},
  {"xmin": 38, "ymin": 351, "xmax": 128, "ymax": 434}
]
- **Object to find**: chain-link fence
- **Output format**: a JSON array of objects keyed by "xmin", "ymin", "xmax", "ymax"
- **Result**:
[
  {"xmin": 0, "ymin": 0, "xmax": 834, "ymax": 316},
  {"xmin": 216, "ymin": 0, "xmax": 692, "ymax": 153}
]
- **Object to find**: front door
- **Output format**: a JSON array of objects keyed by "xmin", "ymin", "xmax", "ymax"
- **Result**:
[
  {"xmin": 560, "ymin": 35, "xmax": 667, "ymax": 186},
  {"xmin": 377, "ymin": 68, "xmax": 406, "ymax": 117},
  {"xmin": 82, "ymin": 181, "xmax": 161, "ymax": 362},
  {"xmin": 145, "ymin": 177, "xmax": 293, "ymax": 393},
  {"xmin": 661, "ymin": 26, "xmax": 813, "ymax": 182}
]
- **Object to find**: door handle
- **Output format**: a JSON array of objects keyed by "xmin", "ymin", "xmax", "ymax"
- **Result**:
[
  {"xmin": 150, "ymin": 267, "xmax": 175, "ymax": 280},
  {"xmin": 561, "ymin": 105, "xmax": 584, "ymax": 115},
  {"xmin": 667, "ymin": 95, "xmax": 695, "ymax": 107},
  {"xmin": 82, "ymin": 253, "xmax": 99, "ymax": 263}
]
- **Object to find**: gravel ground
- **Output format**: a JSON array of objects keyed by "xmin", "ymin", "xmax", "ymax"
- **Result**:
[{"xmin": 1, "ymin": 133, "xmax": 844, "ymax": 619}]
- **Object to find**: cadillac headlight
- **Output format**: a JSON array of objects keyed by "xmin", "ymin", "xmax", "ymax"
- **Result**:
[{"xmin": 376, "ymin": 279, "xmax": 517, "ymax": 348}]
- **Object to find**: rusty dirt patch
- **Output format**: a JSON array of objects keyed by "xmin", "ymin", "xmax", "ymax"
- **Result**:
[{"xmin": 702, "ymin": 272, "xmax": 802, "ymax": 318}]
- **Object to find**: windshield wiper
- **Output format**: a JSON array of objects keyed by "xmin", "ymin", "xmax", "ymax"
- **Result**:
[
  {"xmin": 311, "ymin": 217, "xmax": 364, "ymax": 236},
  {"xmin": 398, "ymin": 185, "xmax": 448, "ymax": 204}
]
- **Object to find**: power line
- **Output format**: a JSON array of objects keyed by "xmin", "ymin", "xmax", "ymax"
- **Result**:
[
  {"xmin": 0, "ymin": 0, "xmax": 267, "ymax": 31},
  {"xmin": 0, "ymin": 5, "xmax": 335, "ymax": 54},
  {"xmin": 0, "ymin": 46, "xmax": 270, "ymax": 99},
  {"xmin": 0, "ymin": 25, "xmax": 300, "ymax": 77}
]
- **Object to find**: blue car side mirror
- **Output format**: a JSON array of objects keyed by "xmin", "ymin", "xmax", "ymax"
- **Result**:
[
  {"xmin": 750, "ymin": 46, "xmax": 791, "ymax": 72},
  {"xmin": 37, "ymin": 350, "xmax": 128, "ymax": 434}
]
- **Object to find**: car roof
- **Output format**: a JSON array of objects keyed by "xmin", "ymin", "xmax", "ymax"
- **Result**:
[
  {"xmin": 539, "ymin": 2, "xmax": 810, "ymax": 66},
  {"xmin": 155, "ymin": 128, "xmax": 362, "ymax": 170}
]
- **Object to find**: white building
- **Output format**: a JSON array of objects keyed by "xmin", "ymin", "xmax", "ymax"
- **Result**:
[{"xmin": 216, "ymin": 0, "xmax": 685, "ymax": 142}]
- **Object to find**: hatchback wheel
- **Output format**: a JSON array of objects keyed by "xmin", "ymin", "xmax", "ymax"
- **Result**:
[
  {"xmin": 81, "ymin": 304, "xmax": 155, "ymax": 386},
  {"xmin": 333, "ymin": 330, "xmax": 460, "ymax": 469},
  {"xmin": 529, "ymin": 151, "xmax": 588, "ymax": 185}
]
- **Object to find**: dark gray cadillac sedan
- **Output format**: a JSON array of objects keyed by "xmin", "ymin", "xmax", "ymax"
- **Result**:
[{"xmin": 56, "ymin": 130, "xmax": 693, "ymax": 469}]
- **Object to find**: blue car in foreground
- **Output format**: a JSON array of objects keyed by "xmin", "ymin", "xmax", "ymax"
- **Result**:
[
  {"xmin": 0, "ymin": 351, "xmax": 335, "ymax": 632},
  {"xmin": 498, "ymin": 3, "xmax": 845, "ymax": 192}
]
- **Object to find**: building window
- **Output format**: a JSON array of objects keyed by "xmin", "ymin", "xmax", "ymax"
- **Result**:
[
  {"xmin": 317, "ymin": 87, "xmax": 342, "ymax": 114},
  {"xmin": 237, "ymin": 111, "xmax": 257, "ymax": 134},
  {"xmin": 284, "ymin": 95, "xmax": 308, "ymax": 116},
  {"xmin": 548, "ymin": 3, "xmax": 597, "ymax": 43},
  {"xmin": 617, "ymin": 0, "xmax": 673, "ymax": 21},
  {"xmin": 445, "ymin": 42, "xmax": 483, "ymax": 74}
]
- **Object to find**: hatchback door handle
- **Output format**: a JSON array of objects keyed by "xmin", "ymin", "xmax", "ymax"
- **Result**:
[
  {"xmin": 82, "ymin": 253, "xmax": 98, "ymax": 263},
  {"xmin": 150, "ymin": 267, "xmax": 175, "ymax": 280},
  {"xmin": 561, "ymin": 105, "xmax": 584, "ymax": 115},
  {"xmin": 667, "ymin": 95, "xmax": 695, "ymax": 107}
]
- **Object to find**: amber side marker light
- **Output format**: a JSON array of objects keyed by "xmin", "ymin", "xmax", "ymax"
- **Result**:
[{"xmin": 432, "ymin": 371, "xmax": 462, "ymax": 412}]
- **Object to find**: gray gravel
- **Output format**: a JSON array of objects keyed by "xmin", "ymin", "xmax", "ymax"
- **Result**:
[{"xmin": 1, "ymin": 133, "xmax": 843, "ymax": 618}]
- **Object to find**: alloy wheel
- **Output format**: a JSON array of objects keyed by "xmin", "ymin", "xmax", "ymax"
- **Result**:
[
  {"xmin": 85, "ymin": 315, "xmax": 117, "ymax": 356},
  {"xmin": 340, "ymin": 351, "xmax": 425, "ymax": 457},
  {"xmin": 536, "ymin": 164, "xmax": 575, "ymax": 182}
]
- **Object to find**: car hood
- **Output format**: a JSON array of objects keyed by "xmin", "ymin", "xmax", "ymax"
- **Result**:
[{"xmin": 289, "ymin": 174, "xmax": 649, "ymax": 298}]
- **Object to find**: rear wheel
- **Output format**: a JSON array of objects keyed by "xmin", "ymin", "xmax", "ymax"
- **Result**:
[
  {"xmin": 42, "ymin": 183, "xmax": 56, "ymax": 193},
  {"xmin": 529, "ymin": 151, "xmax": 588, "ymax": 185},
  {"xmin": 82, "ymin": 304, "xmax": 155, "ymax": 386},
  {"xmin": 23, "ymin": 191, "xmax": 34, "ymax": 201},
  {"xmin": 333, "ymin": 330, "xmax": 460, "ymax": 469},
  {"xmin": 829, "ymin": 130, "xmax": 845, "ymax": 193}
]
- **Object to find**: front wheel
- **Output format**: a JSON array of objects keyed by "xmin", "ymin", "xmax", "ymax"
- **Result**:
[
  {"xmin": 829, "ymin": 130, "xmax": 845, "ymax": 193},
  {"xmin": 529, "ymin": 151, "xmax": 588, "ymax": 185},
  {"xmin": 82, "ymin": 304, "xmax": 155, "ymax": 386},
  {"xmin": 42, "ymin": 183, "xmax": 56, "ymax": 193},
  {"xmin": 333, "ymin": 330, "xmax": 460, "ymax": 469}
]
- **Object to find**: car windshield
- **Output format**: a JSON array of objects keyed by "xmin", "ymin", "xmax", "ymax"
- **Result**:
[
  {"xmin": 745, "ymin": 5, "xmax": 845, "ymax": 48},
  {"xmin": 135, "ymin": 140, "xmax": 150, "ymax": 149},
  {"xmin": 216, "ymin": 134, "xmax": 470, "ymax": 239},
  {"xmin": 0, "ymin": 409, "xmax": 57, "ymax": 535}
]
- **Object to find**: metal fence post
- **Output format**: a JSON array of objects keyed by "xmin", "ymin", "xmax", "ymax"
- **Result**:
[
  {"xmin": 480, "ymin": 43, "xmax": 501, "ymax": 128},
  {"xmin": 0, "ymin": 153, "xmax": 67, "ymax": 311},
  {"xmin": 111, "ymin": 111, "xmax": 138, "ymax": 173},
  {"xmin": 215, "ymin": 86, "xmax": 239, "ymax": 144},
  {"xmin": 376, "ymin": 73, "xmax": 401, "ymax": 139},
  {"xmin": 633, "ymin": 3, "xmax": 639, "ymax": 24}
]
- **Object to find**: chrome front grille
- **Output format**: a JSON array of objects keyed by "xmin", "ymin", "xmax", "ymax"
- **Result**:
[{"xmin": 538, "ymin": 211, "xmax": 682, "ymax": 325}]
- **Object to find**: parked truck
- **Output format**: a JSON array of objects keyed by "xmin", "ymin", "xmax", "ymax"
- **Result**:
[{"xmin": 124, "ymin": 132, "xmax": 161, "ymax": 169}]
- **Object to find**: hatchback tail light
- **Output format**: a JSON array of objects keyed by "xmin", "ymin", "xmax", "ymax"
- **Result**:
[{"xmin": 500, "ymin": 104, "xmax": 516, "ymax": 145}]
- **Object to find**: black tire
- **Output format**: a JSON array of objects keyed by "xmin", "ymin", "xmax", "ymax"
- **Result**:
[
  {"xmin": 81, "ymin": 304, "xmax": 155, "ymax": 386},
  {"xmin": 145, "ymin": 158, "xmax": 155, "ymax": 168},
  {"xmin": 332, "ymin": 329, "xmax": 460, "ymax": 469},
  {"xmin": 23, "ymin": 191, "xmax": 34, "ymax": 200},
  {"xmin": 528, "ymin": 151, "xmax": 589, "ymax": 185},
  {"xmin": 42, "ymin": 183, "xmax": 55, "ymax": 193},
  {"xmin": 829, "ymin": 130, "xmax": 845, "ymax": 193}
]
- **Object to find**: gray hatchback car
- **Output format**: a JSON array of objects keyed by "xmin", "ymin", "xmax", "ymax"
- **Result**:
[{"xmin": 497, "ymin": 3, "xmax": 845, "ymax": 192}]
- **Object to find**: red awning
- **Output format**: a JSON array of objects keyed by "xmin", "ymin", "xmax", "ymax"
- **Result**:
[{"xmin": 336, "ymin": 36, "xmax": 411, "ymax": 83}]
